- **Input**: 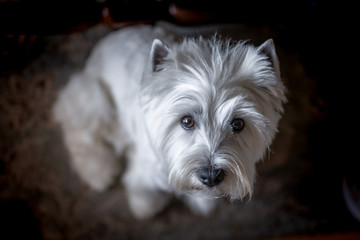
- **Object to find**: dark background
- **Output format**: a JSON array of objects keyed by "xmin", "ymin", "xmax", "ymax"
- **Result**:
[{"xmin": 1, "ymin": 1, "xmax": 359, "ymax": 239}]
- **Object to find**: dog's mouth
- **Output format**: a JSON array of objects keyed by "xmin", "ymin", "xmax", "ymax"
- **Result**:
[
  {"xmin": 184, "ymin": 186, "xmax": 226, "ymax": 199},
  {"xmin": 168, "ymin": 165, "xmax": 229, "ymax": 198},
  {"xmin": 180, "ymin": 173, "xmax": 227, "ymax": 198}
]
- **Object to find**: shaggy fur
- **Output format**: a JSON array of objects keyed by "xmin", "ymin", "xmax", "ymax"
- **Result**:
[{"xmin": 53, "ymin": 24, "xmax": 286, "ymax": 219}]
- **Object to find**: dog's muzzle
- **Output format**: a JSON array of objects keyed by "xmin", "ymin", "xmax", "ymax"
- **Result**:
[{"xmin": 196, "ymin": 167, "xmax": 225, "ymax": 188}]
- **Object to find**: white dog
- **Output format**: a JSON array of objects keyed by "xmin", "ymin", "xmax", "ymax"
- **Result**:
[{"xmin": 53, "ymin": 24, "xmax": 286, "ymax": 219}]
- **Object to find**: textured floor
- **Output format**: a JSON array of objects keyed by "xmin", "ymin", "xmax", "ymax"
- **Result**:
[{"xmin": 0, "ymin": 21, "xmax": 359, "ymax": 240}]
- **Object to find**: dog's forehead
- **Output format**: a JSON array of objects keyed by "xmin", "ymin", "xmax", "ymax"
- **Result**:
[{"xmin": 171, "ymin": 80, "xmax": 254, "ymax": 121}]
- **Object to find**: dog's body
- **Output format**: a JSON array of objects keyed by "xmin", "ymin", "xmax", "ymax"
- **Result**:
[{"xmin": 53, "ymin": 24, "xmax": 286, "ymax": 219}]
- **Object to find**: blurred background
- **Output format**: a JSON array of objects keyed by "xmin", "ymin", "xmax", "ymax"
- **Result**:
[{"xmin": 0, "ymin": 1, "xmax": 359, "ymax": 240}]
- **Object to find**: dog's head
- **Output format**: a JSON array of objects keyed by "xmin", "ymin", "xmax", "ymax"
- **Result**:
[{"xmin": 140, "ymin": 36, "xmax": 286, "ymax": 200}]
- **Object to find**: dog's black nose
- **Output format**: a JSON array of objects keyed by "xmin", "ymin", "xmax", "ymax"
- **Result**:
[{"xmin": 197, "ymin": 167, "xmax": 225, "ymax": 187}]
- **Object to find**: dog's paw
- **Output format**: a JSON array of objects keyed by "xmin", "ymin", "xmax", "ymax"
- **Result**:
[
  {"xmin": 126, "ymin": 188, "xmax": 170, "ymax": 220},
  {"xmin": 183, "ymin": 196, "xmax": 217, "ymax": 216}
]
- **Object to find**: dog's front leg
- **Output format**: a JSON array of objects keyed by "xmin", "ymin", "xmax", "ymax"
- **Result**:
[{"xmin": 122, "ymin": 150, "xmax": 171, "ymax": 220}]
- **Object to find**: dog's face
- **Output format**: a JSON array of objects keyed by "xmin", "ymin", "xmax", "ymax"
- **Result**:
[{"xmin": 140, "ymin": 37, "xmax": 286, "ymax": 200}]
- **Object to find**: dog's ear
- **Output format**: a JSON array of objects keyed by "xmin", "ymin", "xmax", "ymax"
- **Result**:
[
  {"xmin": 257, "ymin": 39, "xmax": 280, "ymax": 78},
  {"xmin": 150, "ymin": 39, "xmax": 169, "ymax": 72}
]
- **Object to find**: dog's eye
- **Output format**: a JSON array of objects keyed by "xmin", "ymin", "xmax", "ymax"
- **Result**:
[
  {"xmin": 230, "ymin": 118, "xmax": 245, "ymax": 132},
  {"xmin": 181, "ymin": 116, "xmax": 195, "ymax": 130}
]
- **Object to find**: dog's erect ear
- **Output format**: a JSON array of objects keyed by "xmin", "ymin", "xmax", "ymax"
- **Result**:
[
  {"xmin": 150, "ymin": 39, "xmax": 169, "ymax": 72},
  {"xmin": 258, "ymin": 39, "xmax": 280, "ymax": 78}
]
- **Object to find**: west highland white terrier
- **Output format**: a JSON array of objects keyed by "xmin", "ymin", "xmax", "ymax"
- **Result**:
[{"xmin": 53, "ymin": 24, "xmax": 286, "ymax": 219}]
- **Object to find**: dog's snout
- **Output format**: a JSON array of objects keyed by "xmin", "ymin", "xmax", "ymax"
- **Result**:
[{"xmin": 197, "ymin": 167, "xmax": 225, "ymax": 187}]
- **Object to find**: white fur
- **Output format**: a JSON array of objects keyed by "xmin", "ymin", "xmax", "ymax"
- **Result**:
[{"xmin": 53, "ymin": 24, "xmax": 286, "ymax": 219}]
